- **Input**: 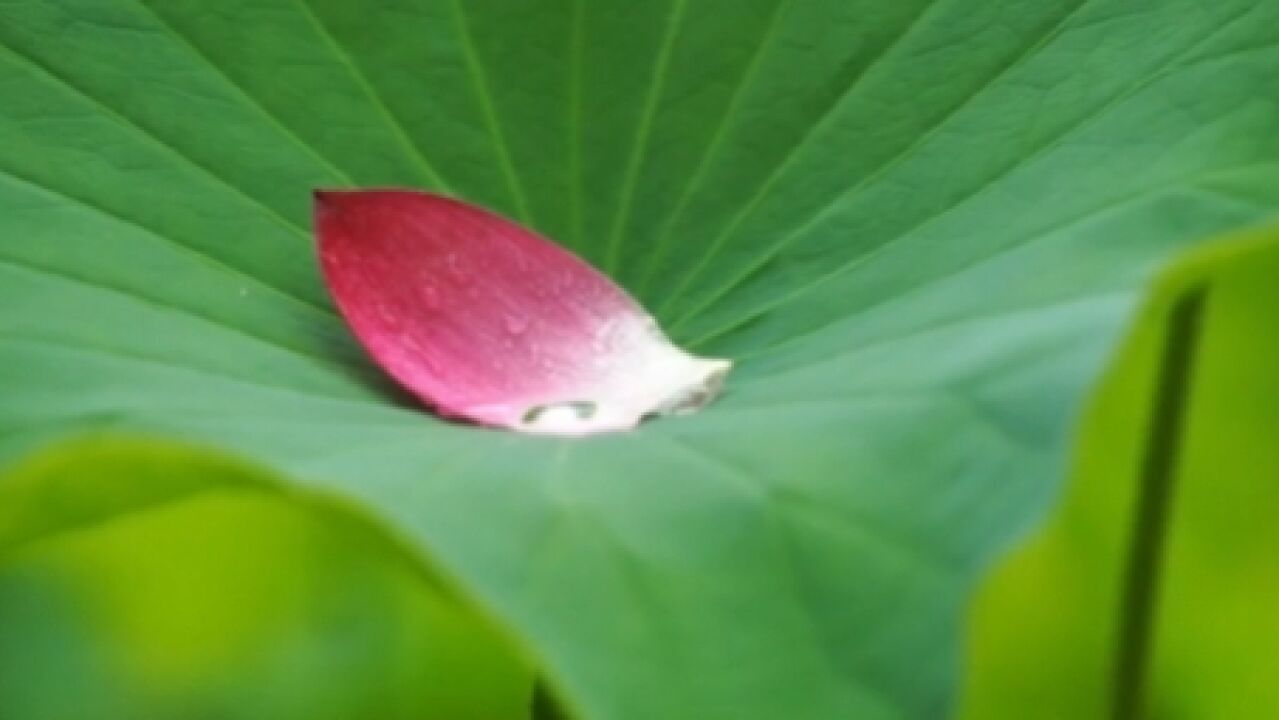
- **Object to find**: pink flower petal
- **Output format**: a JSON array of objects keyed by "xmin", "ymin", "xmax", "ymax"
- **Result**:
[{"xmin": 315, "ymin": 190, "xmax": 731, "ymax": 436}]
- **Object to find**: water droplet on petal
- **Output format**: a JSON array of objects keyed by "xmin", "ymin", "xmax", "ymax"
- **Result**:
[
  {"xmin": 512, "ymin": 250, "xmax": 530, "ymax": 272},
  {"xmin": 446, "ymin": 252, "xmax": 469, "ymax": 283},
  {"xmin": 504, "ymin": 314, "xmax": 529, "ymax": 335},
  {"xmin": 421, "ymin": 285, "xmax": 441, "ymax": 310}
]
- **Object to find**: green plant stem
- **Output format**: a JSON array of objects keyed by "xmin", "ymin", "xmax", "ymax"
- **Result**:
[
  {"xmin": 1111, "ymin": 286, "xmax": 1208, "ymax": 720},
  {"xmin": 531, "ymin": 678, "xmax": 570, "ymax": 720}
]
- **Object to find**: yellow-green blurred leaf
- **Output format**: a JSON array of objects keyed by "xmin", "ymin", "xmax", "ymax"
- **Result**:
[
  {"xmin": 0, "ymin": 438, "xmax": 532, "ymax": 720},
  {"xmin": 962, "ymin": 227, "xmax": 1279, "ymax": 719}
]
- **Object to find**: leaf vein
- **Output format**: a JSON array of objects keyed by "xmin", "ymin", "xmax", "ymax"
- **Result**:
[
  {"xmin": 666, "ymin": 0, "xmax": 1099, "ymax": 327},
  {"xmin": 651, "ymin": 0, "xmax": 954, "ymax": 316},
  {"xmin": 129, "ymin": 0, "xmax": 356, "ymax": 185},
  {"xmin": 0, "ymin": 41, "xmax": 311, "ymax": 240},
  {"xmin": 446, "ymin": 0, "xmax": 534, "ymax": 223},
  {"xmin": 0, "ymin": 256, "xmax": 346, "ymax": 372},
  {"xmin": 681, "ymin": 27, "xmax": 1275, "ymax": 344},
  {"xmin": 633, "ymin": 0, "xmax": 792, "ymax": 296},
  {"xmin": 601, "ymin": 0, "xmax": 689, "ymax": 274},
  {"xmin": 293, "ymin": 0, "xmax": 453, "ymax": 190},
  {"xmin": 0, "ymin": 168, "xmax": 332, "ymax": 316}
]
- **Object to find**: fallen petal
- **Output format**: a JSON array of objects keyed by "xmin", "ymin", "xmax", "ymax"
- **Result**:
[{"xmin": 315, "ymin": 190, "xmax": 731, "ymax": 436}]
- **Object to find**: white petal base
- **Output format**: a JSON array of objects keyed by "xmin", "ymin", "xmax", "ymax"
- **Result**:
[{"xmin": 464, "ymin": 314, "xmax": 732, "ymax": 437}]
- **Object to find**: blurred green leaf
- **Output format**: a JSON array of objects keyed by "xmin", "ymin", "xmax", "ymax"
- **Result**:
[
  {"xmin": 0, "ymin": 1, "xmax": 1277, "ymax": 718},
  {"xmin": 962, "ymin": 227, "xmax": 1279, "ymax": 719},
  {"xmin": 0, "ymin": 438, "xmax": 532, "ymax": 720}
]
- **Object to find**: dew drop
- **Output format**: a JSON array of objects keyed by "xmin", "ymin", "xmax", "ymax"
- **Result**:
[
  {"xmin": 504, "ymin": 314, "xmax": 529, "ymax": 335},
  {"xmin": 445, "ymin": 252, "xmax": 469, "ymax": 283},
  {"xmin": 421, "ymin": 285, "xmax": 441, "ymax": 310},
  {"xmin": 512, "ymin": 250, "xmax": 530, "ymax": 272},
  {"xmin": 591, "ymin": 318, "xmax": 624, "ymax": 353}
]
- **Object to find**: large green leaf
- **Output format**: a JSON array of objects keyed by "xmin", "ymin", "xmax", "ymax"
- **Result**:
[
  {"xmin": 0, "ymin": 0, "xmax": 1276, "ymax": 717},
  {"xmin": 962, "ymin": 228, "xmax": 1279, "ymax": 719}
]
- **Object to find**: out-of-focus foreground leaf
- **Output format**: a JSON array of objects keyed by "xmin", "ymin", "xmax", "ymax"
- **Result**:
[
  {"xmin": 962, "ymin": 227, "xmax": 1279, "ymax": 719},
  {"xmin": 0, "ymin": 438, "xmax": 531, "ymax": 720}
]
